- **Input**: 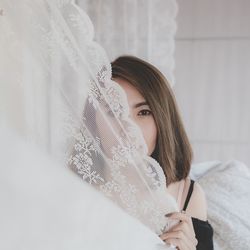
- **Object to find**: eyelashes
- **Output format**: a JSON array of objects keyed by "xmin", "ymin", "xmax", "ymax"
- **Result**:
[
  {"xmin": 101, "ymin": 103, "xmax": 152, "ymax": 118},
  {"xmin": 137, "ymin": 109, "xmax": 152, "ymax": 116}
]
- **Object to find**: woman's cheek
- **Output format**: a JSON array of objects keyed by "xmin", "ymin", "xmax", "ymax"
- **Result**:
[{"xmin": 137, "ymin": 117, "xmax": 157, "ymax": 155}]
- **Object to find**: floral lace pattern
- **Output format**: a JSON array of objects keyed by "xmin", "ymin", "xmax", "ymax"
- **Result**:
[
  {"xmin": 57, "ymin": 0, "xmax": 178, "ymax": 235},
  {"xmin": 2, "ymin": 0, "xmax": 178, "ymax": 237}
]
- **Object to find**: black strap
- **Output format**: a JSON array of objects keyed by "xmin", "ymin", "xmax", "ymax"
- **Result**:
[{"xmin": 182, "ymin": 180, "xmax": 194, "ymax": 211}]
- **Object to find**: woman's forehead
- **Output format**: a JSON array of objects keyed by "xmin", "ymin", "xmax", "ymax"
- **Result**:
[{"xmin": 113, "ymin": 78, "xmax": 147, "ymax": 107}]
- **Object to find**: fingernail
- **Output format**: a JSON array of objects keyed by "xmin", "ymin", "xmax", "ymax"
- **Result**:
[{"xmin": 165, "ymin": 213, "xmax": 173, "ymax": 217}]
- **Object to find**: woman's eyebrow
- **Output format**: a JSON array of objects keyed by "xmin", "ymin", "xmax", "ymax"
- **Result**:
[{"xmin": 133, "ymin": 101, "xmax": 149, "ymax": 108}]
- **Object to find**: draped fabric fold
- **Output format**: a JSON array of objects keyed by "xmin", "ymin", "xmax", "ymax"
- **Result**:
[{"xmin": 0, "ymin": 0, "xmax": 178, "ymax": 245}]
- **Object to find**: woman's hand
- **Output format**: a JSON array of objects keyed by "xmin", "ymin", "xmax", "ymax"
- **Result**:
[{"xmin": 159, "ymin": 212, "xmax": 198, "ymax": 250}]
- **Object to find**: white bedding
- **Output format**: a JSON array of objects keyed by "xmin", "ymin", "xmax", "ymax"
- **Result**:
[{"xmin": 191, "ymin": 160, "xmax": 250, "ymax": 250}]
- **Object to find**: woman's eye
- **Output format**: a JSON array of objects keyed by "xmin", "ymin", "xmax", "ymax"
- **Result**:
[{"xmin": 138, "ymin": 109, "xmax": 152, "ymax": 116}]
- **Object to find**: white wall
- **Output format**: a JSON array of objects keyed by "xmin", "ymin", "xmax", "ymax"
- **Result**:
[
  {"xmin": 174, "ymin": 0, "xmax": 250, "ymax": 165},
  {"xmin": 77, "ymin": 0, "xmax": 177, "ymax": 86}
]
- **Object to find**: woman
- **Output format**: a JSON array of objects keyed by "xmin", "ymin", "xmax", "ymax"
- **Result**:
[{"xmin": 111, "ymin": 55, "xmax": 214, "ymax": 250}]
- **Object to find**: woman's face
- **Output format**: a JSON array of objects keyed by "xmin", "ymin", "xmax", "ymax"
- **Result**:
[{"xmin": 114, "ymin": 78, "xmax": 158, "ymax": 156}]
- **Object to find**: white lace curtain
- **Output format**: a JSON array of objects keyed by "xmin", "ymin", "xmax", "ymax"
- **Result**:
[
  {"xmin": 76, "ymin": 0, "xmax": 178, "ymax": 86},
  {"xmin": 0, "ymin": 0, "xmax": 179, "ymax": 242}
]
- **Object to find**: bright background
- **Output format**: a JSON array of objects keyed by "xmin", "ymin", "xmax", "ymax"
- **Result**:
[
  {"xmin": 174, "ymin": 0, "xmax": 250, "ymax": 166},
  {"xmin": 77, "ymin": 0, "xmax": 250, "ymax": 166}
]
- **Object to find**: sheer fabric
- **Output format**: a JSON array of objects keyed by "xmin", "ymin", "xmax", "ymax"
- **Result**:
[
  {"xmin": 77, "ymin": 0, "xmax": 178, "ymax": 86},
  {"xmin": 0, "ymin": 0, "xmax": 178, "ymax": 244},
  {"xmin": 0, "ymin": 125, "xmax": 170, "ymax": 250}
]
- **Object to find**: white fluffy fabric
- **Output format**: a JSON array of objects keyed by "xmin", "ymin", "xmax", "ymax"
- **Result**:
[
  {"xmin": 191, "ymin": 160, "xmax": 250, "ymax": 250},
  {"xmin": 0, "ymin": 126, "xmax": 169, "ymax": 250}
]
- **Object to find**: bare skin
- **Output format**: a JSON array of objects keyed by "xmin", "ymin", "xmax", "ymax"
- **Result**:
[{"xmin": 114, "ymin": 78, "xmax": 207, "ymax": 250}]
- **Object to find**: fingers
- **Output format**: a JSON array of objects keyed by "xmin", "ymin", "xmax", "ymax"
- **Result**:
[
  {"xmin": 165, "ymin": 212, "xmax": 194, "ymax": 233},
  {"xmin": 160, "ymin": 212, "xmax": 198, "ymax": 250},
  {"xmin": 160, "ymin": 229, "xmax": 197, "ymax": 250},
  {"xmin": 165, "ymin": 211, "xmax": 192, "ymax": 224},
  {"xmin": 160, "ymin": 231, "xmax": 194, "ymax": 250},
  {"xmin": 163, "ymin": 237, "xmax": 186, "ymax": 250},
  {"xmin": 171, "ymin": 221, "xmax": 196, "ymax": 240}
]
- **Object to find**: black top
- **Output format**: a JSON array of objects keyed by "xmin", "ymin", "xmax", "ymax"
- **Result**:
[{"xmin": 182, "ymin": 180, "xmax": 214, "ymax": 250}]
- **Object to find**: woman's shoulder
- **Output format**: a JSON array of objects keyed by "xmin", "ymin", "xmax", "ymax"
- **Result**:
[{"xmin": 183, "ymin": 178, "xmax": 208, "ymax": 221}]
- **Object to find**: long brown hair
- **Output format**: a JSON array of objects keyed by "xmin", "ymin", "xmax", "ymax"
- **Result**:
[{"xmin": 111, "ymin": 55, "xmax": 193, "ymax": 185}]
